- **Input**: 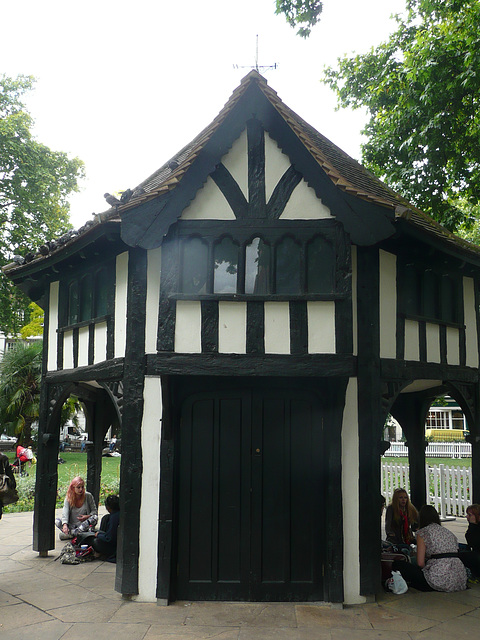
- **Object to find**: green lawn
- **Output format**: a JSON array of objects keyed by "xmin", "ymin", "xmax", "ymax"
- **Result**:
[
  {"xmin": 3, "ymin": 451, "xmax": 120, "ymax": 513},
  {"xmin": 382, "ymin": 456, "xmax": 471, "ymax": 468}
]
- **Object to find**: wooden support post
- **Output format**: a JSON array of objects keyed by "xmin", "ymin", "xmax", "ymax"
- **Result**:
[
  {"xmin": 115, "ymin": 248, "xmax": 147, "ymax": 596},
  {"xmin": 391, "ymin": 394, "xmax": 431, "ymax": 511},
  {"xmin": 33, "ymin": 382, "xmax": 61, "ymax": 553},
  {"xmin": 356, "ymin": 246, "xmax": 383, "ymax": 596}
]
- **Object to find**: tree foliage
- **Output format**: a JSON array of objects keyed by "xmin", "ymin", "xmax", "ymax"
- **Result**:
[
  {"xmin": 323, "ymin": 0, "xmax": 480, "ymax": 231},
  {"xmin": 20, "ymin": 302, "xmax": 44, "ymax": 339},
  {"xmin": 275, "ymin": 0, "xmax": 323, "ymax": 37},
  {"xmin": 0, "ymin": 75, "xmax": 84, "ymax": 334},
  {"xmin": 0, "ymin": 340, "xmax": 43, "ymax": 446}
]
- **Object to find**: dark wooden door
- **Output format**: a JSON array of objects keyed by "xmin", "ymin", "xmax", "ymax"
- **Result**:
[{"xmin": 176, "ymin": 383, "xmax": 325, "ymax": 601}]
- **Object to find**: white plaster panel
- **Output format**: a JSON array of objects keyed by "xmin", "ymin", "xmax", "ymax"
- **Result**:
[
  {"xmin": 94, "ymin": 322, "xmax": 107, "ymax": 364},
  {"xmin": 280, "ymin": 178, "xmax": 331, "ymax": 219},
  {"xmin": 446, "ymin": 327, "xmax": 460, "ymax": 366},
  {"xmin": 264, "ymin": 132, "xmax": 291, "ymax": 201},
  {"xmin": 218, "ymin": 302, "xmax": 247, "ymax": 354},
  {"xmin": 146, "ymin": 247, "xmax": 162, "ymax": 354},
  {"xmin": 180, "ymin": 176, "xmax": 235, "ymax": 220},
  {"xmin": 404, "ymin": 320, "xmax": 419, "ymax": 361},
  {"xmin": 175, "ymin": 301, "xmax": 202, "ymax": 353},
  {"xmin": 63, "ymin": 330, "xmax": 74, "ymax": 370},
  {"xmin": 264, "ymin": 302, "xmax": 290, "ymax": 354},
  {"xmin": 47, "ymin": 281, "xmax": 59, "ymax": 371},
  {"xmin": 77, "ymin": 326, "xmax": 89, "ymax": 367},
  {"xmin": 135, "ymin": 376, "xmax": 162, "ymax": 602},
  {"xmin": 115, "ymin": 252, "xmax": 129, "ymax": 359},
  {"xmin": 351, "ymin": 246, "xmax": 357, "ymax": 356},
  {"xmin": 342, "ymin": 378, "xmax": 366, "ymax": 605},
  {"xmin": 464, "ymin": 277, "xmax": 479, "ymax": 368},
  {"xmin": 307, "ymin": 301, "xmax": 336, "ymax": 354},
  {"xmin": 379, "ymin": 250, "xmax": 397, "ymax": 359},
  {"xmin": 426, "ymin": 323, "xmax": 441, "ymax": 363},
  {"xmin": 221, "ymin": 128, "xmax": 248, "ymax": 199}
]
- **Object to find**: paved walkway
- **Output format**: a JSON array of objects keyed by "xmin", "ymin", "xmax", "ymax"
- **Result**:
[{"xmin": 0, "ymin": 511, "xmax": 478, "ymax": 640}]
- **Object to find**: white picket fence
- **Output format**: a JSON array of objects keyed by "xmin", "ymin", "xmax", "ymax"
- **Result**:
[
  {"xmin": 383, "ymin": 441, "xmax": 472, "ymax": 458},
  {"xmin": 381, "ymin": 461, "xmax": 472, "ymax": 518}
]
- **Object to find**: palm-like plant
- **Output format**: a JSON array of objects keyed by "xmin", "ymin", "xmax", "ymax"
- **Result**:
[{"xmin": 0, "ymin": 341, "xmax": 43, "ymax": 447}]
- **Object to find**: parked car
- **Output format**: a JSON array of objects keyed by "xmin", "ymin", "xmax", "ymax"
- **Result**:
[{"xmin": 0, "ymin": 434, "xmax": 16, "ymax": 451}]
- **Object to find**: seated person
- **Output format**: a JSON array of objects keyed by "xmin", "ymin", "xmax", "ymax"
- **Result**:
[
  {"xmin": 385, "ymin": 488, "xmax": 418, "ymax": 550},
  {"xmin": 459, "ymin": 504, "xmax": 480, "ymax": 577},
  {"xmin": 392, "ymin": 504, "xmax": 467, "ymax": 592},
  {"xmin": 380, "ymin": 494, "xmax": 394, "ymax": 551},
  {"xmin": 76, "ymin": 494, "xmax": 120, "ymax": 562},
  {"xmin": 55, "ymin": 476, "xmax": 98, "ymax": 539},
  {"xmin": 0, "ymin": 452, "xmax": 16, "ymax": 520}
]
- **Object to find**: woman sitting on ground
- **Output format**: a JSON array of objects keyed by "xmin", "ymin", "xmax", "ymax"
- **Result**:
[
  {"xmin": 55, "ymin": 476, "xmax": 98, "ymax": 540},
  {"xmin": 392, "ymin": 504, "xmax": 467, "ymax": 592},
  {"xmin": 459, "ymin": 504, "xmax": 480, "ymax": 577},
  {"xmin": 385, "ymin": 488, "xmax": 419, "ymax": 549},
  {"xmin": 77, "ymin": 494, "xmax": 120, "ymax": 562}
]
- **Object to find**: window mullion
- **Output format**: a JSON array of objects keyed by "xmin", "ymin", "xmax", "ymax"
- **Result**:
[
  {"xmin": 206, "ymin": 240, "xmax": 214, "ymax": 294},
  {"xmin": 238, "ymin": 243, "xmax": 246, "ymax": 294}
]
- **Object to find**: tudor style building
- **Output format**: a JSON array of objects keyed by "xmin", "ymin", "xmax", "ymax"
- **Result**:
[{"xmin": 4, "ymin": 71, "xmax": 480, "ymax": 605}]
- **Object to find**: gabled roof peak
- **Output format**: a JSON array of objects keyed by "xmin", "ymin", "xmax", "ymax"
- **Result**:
[{"xmin": 240, "ymin": 69, "xmax": 268, "ymax": 86}]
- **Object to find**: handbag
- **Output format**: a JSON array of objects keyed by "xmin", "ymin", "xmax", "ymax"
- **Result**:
[{"xmin": 0, "ymin": 474, "xmax": 19, "ymax": 506}]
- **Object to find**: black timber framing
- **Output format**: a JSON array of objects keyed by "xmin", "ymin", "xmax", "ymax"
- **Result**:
[
  {"xmin": 33, "ymin": 284, "xmax": 57, "ymax": 554},
  {"xmin": 390, "ymin": 394, "xmax": 431, "ymax": 510},
  {"xmin": 115, "ymin": 248, "xmax": 147, "ymax": 596},
  {"xmin": 247, "ymin": 118, "xmax": 266, "ymax": 218},
  {"xmin": 201, "ymin": 301, "xmax": 219, "ymax": 352},
  {"xmin": 45, "ymin": 358, "xmax": 124, "ymax": 384},
  {"xmin": 380, "ymin": 360, "xmax": 478, "ymax": 385},
  {"xmin": 120, "ymin": 81, "xmax": 397, "ymax": 250},
  {"xmin": 356, "ymin": 246, "xmax": 383, "ymax": 596},
  {"xmin": 146, "ymin": 353, "xmax": 357, "ymax": 377},
  {"xmin": 322, "ymin": 376, "xmax": 349, "ymax": 603},
  {"xmin": 157, "ymin": 376, "xmax": 175, "ymax": 602},
  {"xmin": 246, "ymin": 301, "xmax": 265, "ymax": 354}
]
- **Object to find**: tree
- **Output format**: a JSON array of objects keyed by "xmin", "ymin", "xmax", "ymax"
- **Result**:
[
  {"xmin": 0, "ymin": 75, "xmax": 84, "ymax": 335},
  {"xmin": 0, "ymin": 340, "xmax": 43, "ymax": 447},
  {"xmin": 275, "ymin": 0, "xmax": 323, "ymax": 37},
  {"xmin": 20, "ymin": 303, "xmax": 44, "ymax": 339},
  {"xmin": 323, "ymin": 0, "xmax": 480, "ymax": 231}
]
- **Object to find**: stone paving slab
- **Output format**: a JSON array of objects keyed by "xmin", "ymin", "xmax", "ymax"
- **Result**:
[
  {"xmin": 184, "ymin": 602, "xmax": 298, "ymax": 628},
  {"xmin": 1, "ymin": 511, "xmax": 479, "ymax": 640},
  {"xmin": 0, "ymin": 620, "xmax": 73, "ymax": 640}
]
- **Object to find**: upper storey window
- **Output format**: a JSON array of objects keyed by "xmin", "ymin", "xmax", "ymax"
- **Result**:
[
  {"xmin": 181, "ymin": 238, "xmax": 208, "ymax": 294},
  {"xmin": 400, "ymin": 262, "xmax": 462, "ymax": 325},
  {"xmin": 214, "ymin": 237, "xmax": 238, "ymax": 294},
  {"xmin": 167, "ymin": 221, "xmax": 340, "ymax": 299},
  {"xmin": 245, "ymin": 238, "xmax": 270, "ymax": 294},
  {"xmin": 61, "ymin": 261, "xmax": 114, "ymax": 328}
]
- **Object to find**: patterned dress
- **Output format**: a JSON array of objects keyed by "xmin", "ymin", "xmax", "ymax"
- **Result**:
[{"xmin": 418, "ymin": 523, "xmax": 467, "ymax": 592}]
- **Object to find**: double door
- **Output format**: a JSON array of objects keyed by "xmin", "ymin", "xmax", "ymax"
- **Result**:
[{"xmin": 176, "ymin": 382, "xmax": 326, "ymax": 601}]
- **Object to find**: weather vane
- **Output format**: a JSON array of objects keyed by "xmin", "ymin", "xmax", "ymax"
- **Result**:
[{"xmin": 234, "ymin": 34, "xmax": 277, "ymax": 73}]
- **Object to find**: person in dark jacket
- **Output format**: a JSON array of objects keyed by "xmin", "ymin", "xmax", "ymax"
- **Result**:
[
  {"xmin": 0, "ymin": 452, "xmax": 16, "ymax": 520},
  {"xmin": 93, "ymin": 494, "xmax": 120, "ymax": 561},
  {"xmin": 76, "ymin": 494, "xmax": 120, "ymax": 562},
  {"xmin": 459, "ymin": 504, "xmax": 480, "ymax": 577}
]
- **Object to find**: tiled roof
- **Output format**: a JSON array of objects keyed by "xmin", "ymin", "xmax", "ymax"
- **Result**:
[
  {"xmin": 116, "ymin": 71, "xmax": 480, "ymax": 259},
  {"xmin": 122, "ymin": 71, "xmax": 407, "ymax": 212},
  {"xmin": 4, "ymin": 71, "xmax": 480, "ymax": 272}
]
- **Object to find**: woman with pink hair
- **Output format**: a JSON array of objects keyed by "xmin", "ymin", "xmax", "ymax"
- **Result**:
[{"xmin": 54, "ymin": 476, "xmax": 98, "ymax": 540}]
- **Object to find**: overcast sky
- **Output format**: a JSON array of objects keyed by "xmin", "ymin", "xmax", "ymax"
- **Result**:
[{"xmin": 1, "ymin": 0, "xmax": 405, "ymax": 229}]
